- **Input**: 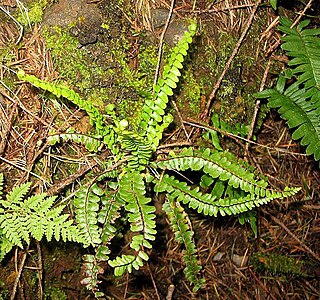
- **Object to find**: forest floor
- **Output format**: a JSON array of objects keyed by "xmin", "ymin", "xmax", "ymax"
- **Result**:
[{"xmin": 0, "ymin": 0, "xmax": 319, "ymax": 299}]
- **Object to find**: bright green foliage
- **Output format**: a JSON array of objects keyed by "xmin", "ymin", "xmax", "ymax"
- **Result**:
[
  {"xmin": 48, "ymin": 128, "xmax": 103, "ymax": 152},
  {"xmin": 163, "ymin": 195, "xmax": 205, "ymax": 292},
  {"xmin": 17, "ymin": 20, "xmax": 300, "ymax": 297},
  {"xmin": 203, "ymin": 112, "xmax": 251, "ymax": 150},
  {"xmin": 109, "ymin": 171, "xmax": 156, "ymax": 275},
  {"xmin": 0, "ymin": 174, "xmax": 86, "ymax": 260},
  {"xmin": 139, "ymin": 22, "xmax": 197, "ymax": 149},
  {"xmin": 255, "ymin": 17, "xmax": 320, "ymax": 160}
]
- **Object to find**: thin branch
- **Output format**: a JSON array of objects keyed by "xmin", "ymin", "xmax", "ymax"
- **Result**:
[
  {"xmin": 202, "ymin": 0, "xmax": 262, "ymax": 122},
  {"xmin": 10, "ymin": 246, "xmax": 29, "ymax": 300},
  {"xmin": 153, "ymin": 0, "xmax": 175, "ymax": 91}
]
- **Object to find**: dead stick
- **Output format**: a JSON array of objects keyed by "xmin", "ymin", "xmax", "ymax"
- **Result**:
[
  {"xmin": 46, "ymin": 162, "xmax": 97, "ymax": 196},
  {"xmin": 153, "ymin": 0, "xmax": 176, "ymax": 91},
  {"xmin": 245, "ymin": 58, "xmax": 272, "ymax": 157},
  {"xmin": 0, "ymin": 102, "xmax": 17, "ymax": 156},
  {"xmin": 202, "ymin": 0, "xmax": 262, "ymax": 121},
  {"xmin": 36, "ymin": 241, "xmax": 43, "ymax": 300},
  {"xmin": 10, "ymin": 246, "xmax": 29, "ymax": 300},
  {"xmin": 262, "ymin": 208, "xmax": 320, "ymax": 262},
  {"xmin": 248, "ymin": 267, "xmax": 278, "ymax": 300}
]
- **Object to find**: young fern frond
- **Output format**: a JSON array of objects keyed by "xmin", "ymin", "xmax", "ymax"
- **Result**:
[
  {"xmin": 0, "ymin": 175, "xmax": 86, "ymax": 259},
  {"xmin": 139, "ymin": 22, "xmax": 197, "ymax": 149},
  {"xmin": 163, "ymin": 194, "xmax": 205, "ymax": 292},
  {"xmin": 118, "ymin": 131, "xmax": 153, "ymax": 170},
  {"xmin": 73, "ymin": 184, "xmax": 104, "ymax": 247},
  {"xmin": 48, "ymin": 128, "xmax": 103, "ymax": 152},
  {"xmin": 109, "ymin": 171, "xmax": 156, "ymax": 275},
  {"xmin": 255, "ymin": 17, "xmax": 320, "ymax": 160},
  {"xmin": 17, "ymin": 70, "xmax": 106, "ymax": 133},
  {"xmin": 154, "ymin": 147, "xmax": 269, "ymax": 196}
]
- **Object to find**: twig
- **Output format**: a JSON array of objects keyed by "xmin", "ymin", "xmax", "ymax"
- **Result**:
[
  {"xmin": 166, "ymin": 284, "xmax": 175, "ymax": 300},
  {"xmin": 262, "ymin": 208, "xmax": 320, "ymax": 262},
  {"xmin": 202, "ymin": 0, "xmax": 262, "ymax": 122},
  {"xmin": 186, "ymin": 4, "xmax": 256, "ymax": 14},
  {"xmin": 10, "ymin": 246, "xmax": 29, "ymax": 300},
  {"xmin": 245, "ymin": 58, "xmax": 272, "ymax": 157},
  {"xmin": 171, "ymin": 100, "xmax": 191, "ymax": 142},
  {"xmin": 36, "ymin": 241, "xmax": 43, "ymax": 300},
  {"xmin": 0, "ymin": 101, "xmax": 17, "ymax": 156},
  {"xmin": 46, "ymin": 162, "xmax": 97, "ymax": 196},
  {"xmin": 183, "ymin": 119, "xmax": 307, "ymax": 156},
  {"xmin": 153, "ymin": 0, "xmax": 175, "ymax": 91},
  {"xmin": 248, "ymin": 267, "xmax": 278, "ymax": 300},
  {"xmin": 147, "ymin": 263, "xmax": 161, "ymax": 300}
]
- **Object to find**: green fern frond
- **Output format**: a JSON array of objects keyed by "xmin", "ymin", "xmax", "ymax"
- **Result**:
[
  {"xmin": 17, "ymin": 70, "xmax": 106, "ymax": 133},
  {"xmin": 139, "ymin": 22, "xmax": 197, "ymax": 148},
  {"xmin": 256, "ymin": 77, "xmax": 320, "ymax": 160},
  {"xmin": 97, "ymin": 189, "xmax": 124, "ymax": 261},
  {"xmin": 163, "ymin": 194, "xmax": 205, "ymax": 292},
  {"xmin": 155, "ymin": 174, "xmax": 300, "ymax": 217},
  {"xmin": 155, "ymin": 147, "xmax": 269, "ymax": 196},
  {"xmin": 74, "ymin": 184, "xmax": 104, "ymax": 247},
  {"xmin": 0, "ymin": 177, "xmax": 86, "ymax": 251},
  {"xmin": 81, "ymin": 254, "xmax": 105, "ymax": 299},
  {"xmin": 0, "ymin": 231, "xmax": 13, "ymax": 261},
  {"xmin": 255, "ymin": 18, "xmax": 320, "ymax": 160},
  {"xmin": 48, "ymin": 128, "xmax": 103, "ymax": 152},
  {"xmin": 278, "ymin": 17, "xmax": 320, "ymax": 89},
  {"xmin": 109, "ymin": 171, "xmax": 156, "ymax": 275}
]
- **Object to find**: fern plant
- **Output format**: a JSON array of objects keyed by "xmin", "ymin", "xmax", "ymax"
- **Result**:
[
  {"xmin": 255, "ymin": 17, "xmax": 320, "ymax": 160},
  {"xmin": 17, "ymin": 21, "xmax": 300, "ymax": 296},
  {"xmin": 0, "ymin": 173, "xmax": 86, "ymax": 261}
]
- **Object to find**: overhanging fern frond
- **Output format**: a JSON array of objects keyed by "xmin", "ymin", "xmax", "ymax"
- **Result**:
[
  {"xmin": 255, "ymin": 17, "xmax": 320, "ymax": 160},
  {"xmin": 256, "ymin": 77, "xmax": 320, "ymax": 160},
  {"xmin": 278, "ymin": 17, "xmax": 320, "ymax": 89},
  {"xmin": 163, "ymin": 194, "xmax": 205, "ymax": 292}
]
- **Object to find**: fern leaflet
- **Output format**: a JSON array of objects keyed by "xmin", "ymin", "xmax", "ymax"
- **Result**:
[
  {"xmin": 109, "ymin": 171, "xmax": 156, "ymax": 275},
  {"xmin": 163, "ymin": 194, "xmax": 205, "ymax": 292}
]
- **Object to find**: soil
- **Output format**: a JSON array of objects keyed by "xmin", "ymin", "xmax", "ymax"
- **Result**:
[{"xmin": 0, "ymin": 0, "xmax": 319, "ymax": 300}]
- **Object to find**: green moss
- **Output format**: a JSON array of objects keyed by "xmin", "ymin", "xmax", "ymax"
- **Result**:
[
  {"xmin": 44, "ymin": 286, "xmax": 67, "ymax": 300},
  {"xmin": 16, "ymin": 0, "xmax": 50, "ymax": 26},
  {"xmin": 252, "ymin": 253, "xmax": 307, "ymax": 277},
  {"xmin": 42, "ymin": 21, "xmax": 161, "ymax": 127},
  {"xmin": 177, "ymin": 68, "xmax": 201, "ymax": 116}
]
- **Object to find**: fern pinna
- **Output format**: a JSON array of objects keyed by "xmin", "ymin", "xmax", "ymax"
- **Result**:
[
  {"xmin": 255, "ymin": 17, "xmax": 320, "ymax": 160},
  {"xmin": 17, "ymin": 21, "xmax": 300, "ymax": 297}
]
